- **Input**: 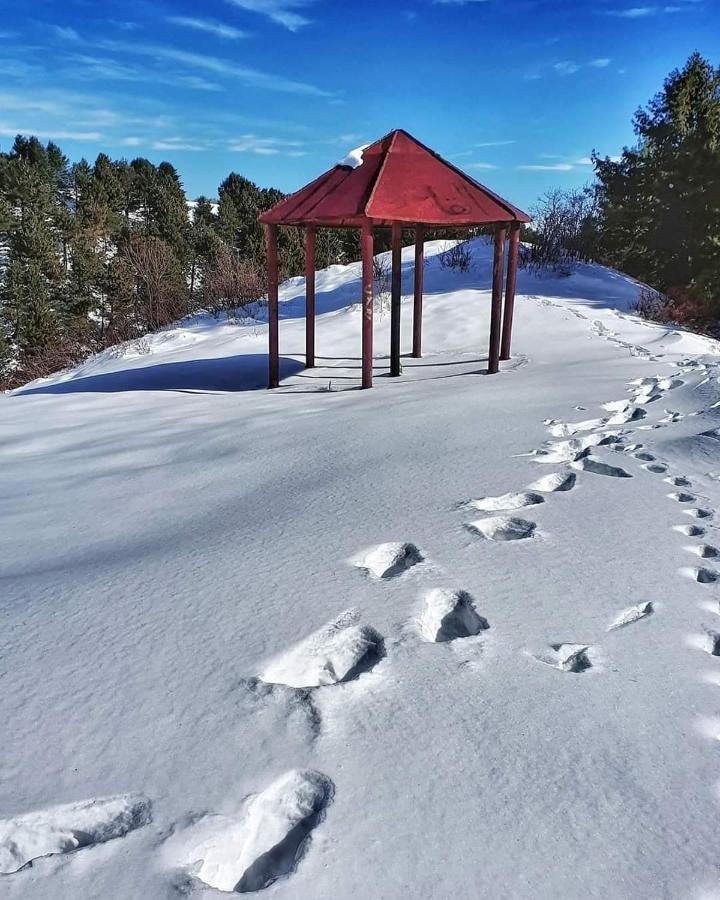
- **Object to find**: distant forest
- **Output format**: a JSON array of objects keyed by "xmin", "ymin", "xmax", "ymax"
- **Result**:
[
  {"xmin": 1, "ymin": 52, "xmax": 718, "ymax": 387},
  {"xmin": 0, "ymin": 143, "xmax": 367, "ymax": 387}
]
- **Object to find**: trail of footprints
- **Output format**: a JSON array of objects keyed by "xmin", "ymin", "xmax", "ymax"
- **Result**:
[{"xmin": 4, "ymin": 359, "xmax": 720, "ymax": 893}]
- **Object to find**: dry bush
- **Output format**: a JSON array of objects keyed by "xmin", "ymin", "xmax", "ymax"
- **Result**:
[
  {"xmin": 203, "ymin": 245, "xmax": 267, "ymax": 320},
  {"xmin": 372, "ymin": 253, "xmax": 391, "ymax": 313},
  {"xmin": 123, "ymin": 236, "xmax": 188, "ymax": 331},
  {"xmin": 439, "ymin": 240, "xmax": 472, "ymax": 272},
  {"xmin": 523, "ymin": 188, "xmax": 597, "ymax": 276}
]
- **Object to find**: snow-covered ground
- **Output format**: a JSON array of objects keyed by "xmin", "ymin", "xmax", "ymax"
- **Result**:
[{"xmin": 4, "ymin": 238, "xmax": 720, "ymax": 898}]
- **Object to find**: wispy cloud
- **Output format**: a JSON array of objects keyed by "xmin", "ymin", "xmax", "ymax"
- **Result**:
[
  {"xmin": 554, "ymin": 61, "xmax": 580, "ymax": 75},
  {"xmin": 532, "ymin": 57, "xmax": 614, "ymax": 79},
  {"xmin": 66, "ymin": 55, "xmax": 223, "ymax": 92},
  {"xmin": 100, "ymin": 39, "xmax": 332, "ymax": 96},
  {"xmin": 225, "ymin": 0, "xmax": 317, "ymax": 31},
  {"xmin": 0, "ymin": 123, "xmax": 101, "ymax": 141},
  {"xmin": 467, "ymin": 162, "xmax": 498, "ymax": 170},
  {"xmin": 167, "ymin": 17, "xmax": 249, "ymax": 40},
  {"xmin": 52, "ymin": 25, "xmax": 80, "ymax": 41},
  {"xmin": 475, "ymin": 139, "xmax": 515, "ymax": 147},
  {"xmin": 229, "ymin": 134, "xmax": 306, "ymax": 155},
  {"xmin": 604, "ymin": 1, "xmax": 700, "ymax": 17},
  {"xmin": 518, "ymin": 163, "xmax": 575, "ymax": 171},
  {"xmin": 151, "ymin": 137, "xmax": 207, "ymax": 151}
]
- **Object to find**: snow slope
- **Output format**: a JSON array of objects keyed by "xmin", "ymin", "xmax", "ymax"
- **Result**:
[{"xmin": 4, "ymin": 237, "xmax": 720, "ymax": 898}]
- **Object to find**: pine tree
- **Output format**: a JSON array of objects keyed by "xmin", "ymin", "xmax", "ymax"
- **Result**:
[{"xmin": 595, "ymin": 53, "xmax": 720, "ymax": 316}]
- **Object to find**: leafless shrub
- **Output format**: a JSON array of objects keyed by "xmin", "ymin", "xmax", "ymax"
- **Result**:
[
  {"xmin": 522, "ymin": 188, "xmax": 597, "ymax": 276},
  {"xmin": 203, "ymin": 245, "xmax": 267, "ymax": 320},
  {"xmin": 123, "ymin": 236, "xmax": 188, "ymax": 330},
  {"xmin": 439, "ymin": 240, "xmax": 472, "ymax": 272},
  {"xmin": 373, "ymin": 253, "xmax": 391, "ymax": 313}
]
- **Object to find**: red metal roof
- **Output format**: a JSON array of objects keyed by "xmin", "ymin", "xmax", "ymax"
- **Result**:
[{"xmin": 258, "ymin": 129, "xmax": 530, "ymax": 228}]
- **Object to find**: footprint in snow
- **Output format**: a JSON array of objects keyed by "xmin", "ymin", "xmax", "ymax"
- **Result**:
[
  {"xmin": 606, "ymin": 407, "xmax": 647, "ymax": 426},
  {"xmin": 0, "ymin": 795, "xmax": 152, "ymax": 875},
  {"xmin": 673, "ymin": 523, "xmax": 706, "ymax": 537},
  {"xmin": 685, "ymin": 544, "xmax": 720, "ymax": 559},
  {"xmin": 259, "ymin": 610, "xmax": 384, "ymax": 689},
  {"xmin": 526, "ymin": 471, "xmax": 576, "ymax": 493},
  {"xmin": 608, "ymin": 601, "xmax": 653, "ymax": 631},
  {"xmin": 667, "ymin": 491, "xmax": 696, "ymax": 503},
  {"xmin": 684, "ymin": 508, "xmax": 713, "ymax": 520},
  {"xmin": 571, "ymin": 457, "xmax": 632, "ymax": 478},
  {"xmin": 643, "ymin": 463, "xmax": 668, "ymax": 474},
  {"xmin": 354, "ymin": 542, "xmax": 423, "ymax": 579},
  {"xmin": 680, "ymin": 567, "xmax": 719, "ymax": 584},
  {"xmin": 665, "ymin": 475, "xmax": 692, "ymax": 487},
  {"xmin": 532, "ymin": 432, "xmax": 619, "ymax": 465},
  {"xmin": 465, "ymin": 516, "xmax": 536, "ymax": 541},
  {"xmin": 418, "ymin": 588, "xmax": 489, "ymax": 643},
  {"xmin": 163, "ymin": 769, "xmax": 333, "ymax": 894},
  {"xmin": 532, "ymin": 643, "xmax": 593, "ymax": 673},
  {"xmin": 466, "ymin": 491, "xmax": 544, "ymax": 512},
  {"xmin": 547, "ymin": 417, "xmax": 605, "ymax": 438},
  {"xmin": 693, "ymin": 631, "xmax": 720, "ymax": 657}
]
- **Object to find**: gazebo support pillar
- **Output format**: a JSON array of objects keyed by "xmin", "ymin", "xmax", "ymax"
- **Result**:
[
  {"xmin": 488, "ymin": 224, "xmax": 506, "ymax": 375},
  {"xmin": 390, "ymin": 222, "xmax": 402, "ymax": 377},
  {"xmin": 361, "ymin": 224, "xmax": 374, "ymax": 389},
  {"xmin": 304, "ymin": 226, "xmax": 316, "ymax": 368},
  {"xmin": 265, "ymin": 223, "xmax": 279, "ymax": 389},
  {"xmin": 500, "ymin": 222, "xmax": 520, "ymax": 361},
  {"xmin": 413, "ymin": 225, "xmax": 424, "ymax": 358}
]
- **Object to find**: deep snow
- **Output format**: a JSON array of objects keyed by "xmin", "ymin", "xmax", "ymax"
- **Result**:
[{"xmin": 4, "ymin": 238, "xmax": 720, "ymax": 898}]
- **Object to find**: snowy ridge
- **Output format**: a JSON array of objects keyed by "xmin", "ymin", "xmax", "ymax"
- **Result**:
[{"xmin": 5, "ymin": 238, "xmax": 720, "ymax": 897}]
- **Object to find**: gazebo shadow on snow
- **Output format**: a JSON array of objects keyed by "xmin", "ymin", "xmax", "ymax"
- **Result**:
[{"xmin": 15, "ymin": 355, "xmax": 305, "ymax": 396}]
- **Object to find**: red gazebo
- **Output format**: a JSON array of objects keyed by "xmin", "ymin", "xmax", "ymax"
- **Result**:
[{"xmin": 258, "ymin": 129, "xmax": 529, "ymax": 389}]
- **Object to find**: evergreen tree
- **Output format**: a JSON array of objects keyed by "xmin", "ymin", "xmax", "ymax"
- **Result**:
[{"xmin": 595, "ymin": 53, "xmax": 720, "ymax": 316}]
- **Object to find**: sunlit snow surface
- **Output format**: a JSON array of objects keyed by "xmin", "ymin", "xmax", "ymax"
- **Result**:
[{"xmin": 4, "ymin": 237, "xmax": 720, "ymax": 898}]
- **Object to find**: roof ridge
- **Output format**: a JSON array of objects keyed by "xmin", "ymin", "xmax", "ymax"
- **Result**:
[{"xmin": 362, "ymin": 130, "xmax": 400, "ymax": 219}]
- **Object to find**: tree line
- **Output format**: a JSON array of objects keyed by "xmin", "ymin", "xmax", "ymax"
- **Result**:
[
  {"xmin": 526, "ymin": 53, "xmax": 720, "ymax": 331},
  {"xmin": 0, "ymin": 140, "xmax": 362, "ymax": 387}
]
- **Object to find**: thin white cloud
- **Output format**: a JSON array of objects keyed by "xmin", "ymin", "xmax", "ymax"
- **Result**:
[
  {"xmin": 152, "ymin": 139, "xmax": 206, "ymax": 151},
  {"xmin": 67, "ymin": 54, "xmax": 223, "ymax": 92},
  {"xmin": 475, "ymin": 139, "xmax": 515, "ymax": 147},
  {"xmin": 167, "ymin": 17, "xmax": 249, "ymax": 40},
  {"xmin": 518, "ymin": 163, "xmax": 575, "ymax": 171},
  {"xmin": 0, "ymin": 124, "xmax": 101, "ymax": 141},
  {"xmin": 229, "ymin": 134, "xmax": 306, "ymax": 155},
  {"xmin": 52, "ymin": 25, "xmax": 80, "ymax": 41},
  {"xmin": 100, "ymin": 39, "xmax": 332, "ymax": 96},
  {"xmin": 224, "ymin": 0, "xmax": 316, "ymax": 30},
  {"xmin": 467, "ymin": 162, "xmax": 498, "ymax": 170},
  {"xmin": 589, "ymin": 58, "xmax": 611, "ymax": 67},
  {"xmin": 554, "ymin": 61, "xmax": 580, "ymax": 75}
]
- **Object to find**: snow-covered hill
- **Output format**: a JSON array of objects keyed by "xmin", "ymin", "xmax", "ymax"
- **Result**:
[{"xmin": 3, "ymin": 238, "xmax": 720, "ymax": 898}]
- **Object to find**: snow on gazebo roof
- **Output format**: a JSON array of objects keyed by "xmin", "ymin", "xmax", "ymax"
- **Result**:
[{"xmin": 259, "ymin": 129, "xmax": 530, "ymax": 229}]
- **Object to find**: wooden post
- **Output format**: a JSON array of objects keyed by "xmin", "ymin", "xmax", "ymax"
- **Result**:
[
  {"xmin": 265, "ymin": 223, "xmax": 279, "ymax": 389},
  {"xmin": 500, "ymin": 222, "xmax": 520, "ymax": 361},
  {"xmin": 390, "ymin": 222, "xmax": 402, "ymax": 377},
  {"xmin": 413, "ymin": 225, "xmax": 424, "ymax": 358},
  {"xmin": 305, "ymin": 226, "xmax": 316, "ymax": 368},
  {"xmin": 361, "ymin": 223, "xmax": 374, "ymax": 389},
  {"xmin": 488, "ymin": 224, "xmax": 506, "ymax": 375}
]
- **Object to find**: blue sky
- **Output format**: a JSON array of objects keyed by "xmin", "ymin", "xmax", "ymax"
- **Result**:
[{"xmin": 0, "ymin": 0, "xmax": 717, "ymax": 211}]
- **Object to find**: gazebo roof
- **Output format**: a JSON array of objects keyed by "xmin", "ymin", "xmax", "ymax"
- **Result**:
[{"xmin": 258, "ymin": 129, "xmax": 530, "ymax": 229}]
